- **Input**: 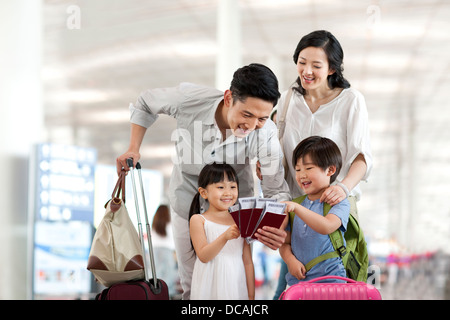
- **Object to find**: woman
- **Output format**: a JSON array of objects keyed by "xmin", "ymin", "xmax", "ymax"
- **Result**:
[{"xmin": 278, "ymin": 30, "xmax": 372, "ymax": 214}]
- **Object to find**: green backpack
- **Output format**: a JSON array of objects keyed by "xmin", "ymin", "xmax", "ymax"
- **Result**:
[{"xmin": 289, "ymin": 195, "xmax": 369, "ymax": 281}]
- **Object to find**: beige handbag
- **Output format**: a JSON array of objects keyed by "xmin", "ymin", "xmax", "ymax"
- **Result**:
[{"xmin": 87, "ymin": 170, "xmax": 145, "ymax": 287}]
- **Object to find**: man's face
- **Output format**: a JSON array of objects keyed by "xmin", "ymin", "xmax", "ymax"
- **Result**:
[{"xmin": 224, "ymin": 91, "xmax": 273, "ymax": 138}]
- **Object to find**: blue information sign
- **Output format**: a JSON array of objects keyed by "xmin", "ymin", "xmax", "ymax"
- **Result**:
[
  {"xmin": 35, "ymin": 143, "xmax": 97, "ymax": 223},
  {"xmin": 30, "ymin": 143, "xmax": 97, "ymax": 298}
]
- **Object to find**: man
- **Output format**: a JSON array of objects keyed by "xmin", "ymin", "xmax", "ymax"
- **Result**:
[{"xmin": 117, "ymin": 63, "xmax": 291, "ymax": 299}]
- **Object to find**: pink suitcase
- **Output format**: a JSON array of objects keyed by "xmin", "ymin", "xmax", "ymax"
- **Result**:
[{"xmin": 279, "ymin": 276, "xmax": 381, "ymax": 300}]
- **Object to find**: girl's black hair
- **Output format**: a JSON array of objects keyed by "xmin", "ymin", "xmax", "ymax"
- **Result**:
[
  {"xmin": 292, "ymin": 30, "xmax": 350, "ymax": 95},
  {"xmin": 188, "ymin": 162, "xmax": 239, "ymax": 222}
]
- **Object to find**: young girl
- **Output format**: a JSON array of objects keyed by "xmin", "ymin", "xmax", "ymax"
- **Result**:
[
  {"xmin": 280, "ymin": 136, "xmax": 350, "ymax": 285},
  {"xmin": 189, "ymin": 163, "xmax": 255, "ymax": 300}
]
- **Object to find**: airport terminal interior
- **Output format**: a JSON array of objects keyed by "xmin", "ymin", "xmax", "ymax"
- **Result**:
[{"xmin": 1, "ymin": 0, "xmax": 449, "ymax": 300}]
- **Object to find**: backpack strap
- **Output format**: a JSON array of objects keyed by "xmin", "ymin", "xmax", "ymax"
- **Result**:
[{"xmin": 289, "ymin": 196, "xmax": 347, "ymax": 272}]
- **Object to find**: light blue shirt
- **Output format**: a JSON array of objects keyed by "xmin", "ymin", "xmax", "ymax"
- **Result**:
[{"xmin": 286, "ymin": 197, "xmax": 350, "ymax": 285}]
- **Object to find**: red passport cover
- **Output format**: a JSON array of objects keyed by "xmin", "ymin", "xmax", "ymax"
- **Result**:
[
  {"xmin": 245, "ymin": 198, "xmax": 276, "ymax": 238},
  {"xmin": 238, "ymin": 197, "xmax": 256, "ymax": 238},
  {"xmin": 250, "ymin": 202, "xmax": 286, "ymax": 239}
]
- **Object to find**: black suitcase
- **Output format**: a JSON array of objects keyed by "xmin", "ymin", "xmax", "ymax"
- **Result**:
[{"xmin": 96, "ymin": 159, "xmax": 169, "ymax": 300}]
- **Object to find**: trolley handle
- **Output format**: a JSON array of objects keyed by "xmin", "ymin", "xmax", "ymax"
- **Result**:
[
  {"xmin": 126, "ymin": 158, "xmax": 141, "ymax": 170},
  {"xmin": 126, "ymin": 157, "xmax": 160, "ymax": 290}
]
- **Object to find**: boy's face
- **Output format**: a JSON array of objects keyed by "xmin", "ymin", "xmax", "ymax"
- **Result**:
[
  {"xmin": 223, "ymin": 90, "xmax": 272, "ymax": 138},
  {"xmin": 295, "ymin": 154, "xmax": 336, "ymax": 201}
]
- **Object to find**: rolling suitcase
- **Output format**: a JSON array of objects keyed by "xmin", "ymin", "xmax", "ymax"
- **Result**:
[
  {"xmin": 279, "ymin": 276, "xmax": 381, "ymax": 300},
  {"xmin": 96, "ymin": 159, "xmax": 169, "ymax": 300}
]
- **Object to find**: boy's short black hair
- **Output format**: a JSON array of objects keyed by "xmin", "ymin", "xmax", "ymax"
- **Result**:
[
  {"xmin": 292, "ymin": 136, "xmax": 342, "ymax": 183},
  {"xmin": 229, "ymin": 63, "xmax": 281, "ymax": 107}
]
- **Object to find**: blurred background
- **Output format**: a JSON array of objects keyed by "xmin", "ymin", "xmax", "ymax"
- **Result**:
[{"xmin": 1, "ymin": 0, "xmax": 449, "ymax": 300}]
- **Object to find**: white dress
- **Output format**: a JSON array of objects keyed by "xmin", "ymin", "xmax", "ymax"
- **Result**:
[{"xmin": 190, "ymin": 215, "xmax": 248, "ymax": 300}]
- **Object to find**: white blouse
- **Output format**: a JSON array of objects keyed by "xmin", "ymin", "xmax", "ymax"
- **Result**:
[{"xmin": 277, "ymin": 87, "xmax": 373, "ymax": 200}]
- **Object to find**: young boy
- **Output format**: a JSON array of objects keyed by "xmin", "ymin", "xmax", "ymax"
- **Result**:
[{"xmin": 280, "ymin": 136, "xmax": 350, "ymax": 285}]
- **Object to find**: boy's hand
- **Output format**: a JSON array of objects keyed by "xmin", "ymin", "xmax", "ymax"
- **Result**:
[
  {"xmin": 282, "ymin": 201, "xmax": 298, "ymax": 213},
  {"xmin": 287, "ymin": 259, "xmax": 306, "ymax": 280}
]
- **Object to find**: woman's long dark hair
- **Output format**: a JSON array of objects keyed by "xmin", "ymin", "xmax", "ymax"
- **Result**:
[
  {"xmin": 292, "ymin": 30, "xmax": 350, "ymax": 95},
  {"xmin": 188, "ymin": 163, "xmax": 239, "ymax": 222}
]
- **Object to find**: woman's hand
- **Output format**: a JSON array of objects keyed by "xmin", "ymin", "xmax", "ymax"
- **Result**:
[{"xmin": 320, "ymin": 184, "xmax": 346, "ymax": 206}]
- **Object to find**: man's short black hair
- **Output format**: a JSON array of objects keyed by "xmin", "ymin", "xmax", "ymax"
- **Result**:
[{"xmin": 229, "ymin": 63, "xmax": 281, "ymax": 107}]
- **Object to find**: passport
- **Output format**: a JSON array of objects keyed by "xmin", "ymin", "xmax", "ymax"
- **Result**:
[{"xmin": 228, "ymin": 197, "xmax": 286, "ymax": 242}]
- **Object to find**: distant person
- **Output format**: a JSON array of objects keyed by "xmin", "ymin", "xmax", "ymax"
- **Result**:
[{"xmin": 151, "ymin": 205, "xmax": 178, "ymax": 297}]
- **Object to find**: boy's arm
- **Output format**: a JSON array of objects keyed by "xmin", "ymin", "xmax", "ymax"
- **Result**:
[
  {"xmin": 279, "ymin": 231, "xmax": 306, "ymax": 280},
  {"xmin": 242, "ymin": 242, "xmax": 255, "ymax": 300},
  {"xmin": 283, "ymin": 201, "xmax": 342, "ymax": 235}
]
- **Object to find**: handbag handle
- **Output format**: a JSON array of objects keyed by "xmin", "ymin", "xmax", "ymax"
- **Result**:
[
  {"xmin": 112, "ymin": 170, "xmax": 126, "ymax": 202},
  {"xmin": 305, "ymin": 275, "xmax": 356, "ymax": 283}
]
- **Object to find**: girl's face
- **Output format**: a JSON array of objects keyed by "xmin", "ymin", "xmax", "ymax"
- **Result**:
[
  {"xmin": 295, "ymin": 154, "xmax": 335, "ymax": 201},
  {"xmin": 296, "ymin": 46, "xmax": 335, "ymax": 92},
  {"xmin": 199, "ymin": 175, "xmax": 239, "ymax": 211}
]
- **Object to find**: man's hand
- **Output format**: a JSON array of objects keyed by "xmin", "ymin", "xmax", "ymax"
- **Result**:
[
  {"xmin": 254, "ymin": 226, "xmax": 287, "ymax": 250},
  {"xmin": 116, "ymin": 151, "xmax": 140, "ymax": 175},
  {"xmin": 255, "ymin": 161, "xmax": 262, "ymax": 180}
]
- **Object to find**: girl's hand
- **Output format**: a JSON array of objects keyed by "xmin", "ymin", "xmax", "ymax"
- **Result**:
[
  {"xmin": 287, "ymin": 259, "xmax": 306, "ymax": 280},
  {"xmin": 224, "ymin": 225, "xmax": 240, "ymax": 240}
]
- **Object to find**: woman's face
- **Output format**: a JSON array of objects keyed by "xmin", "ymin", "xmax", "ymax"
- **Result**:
[{"xmin": 296, "ymin": 46, "xmax": 335, "ymax": 92}]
